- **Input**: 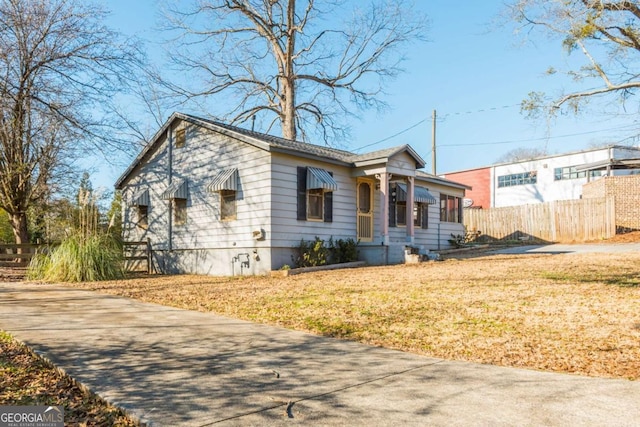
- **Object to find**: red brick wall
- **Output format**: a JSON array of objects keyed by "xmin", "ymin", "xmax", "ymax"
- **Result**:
[
  {"xmin": 583, "ymin": 175, "xmax": 640, "ymax": 231},
  {"xmin": 442, "ymin": 168, "xmax": 491, "ymax": 209}
]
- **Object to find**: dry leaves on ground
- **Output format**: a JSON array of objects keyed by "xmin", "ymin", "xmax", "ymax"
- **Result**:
[
  {"xmin": 0, "ymin": 331, "xmax": 139, "ymax": 427},
  {"xmin": 71, "ymin": 251, "xmax": 640, "ymax": 380}
]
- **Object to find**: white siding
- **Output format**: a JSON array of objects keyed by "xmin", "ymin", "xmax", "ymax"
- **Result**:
[
  {"xmin": 270, "ymin": 154, "xmax": 357, "ymax": 269},
  {"xmin": 122, "ymin": 133, "xmax": 170, "ymax": 249},
  {"xmin": 493, "ymin": 146, "xmax": 640, "ymax": 207},
  {"xmin": 387, "ymin": 152, "xmax": 418, "ymax": 176},
  {"xmin": 122, "ymin": 121, "xmax": 274, "ymax": 275}
]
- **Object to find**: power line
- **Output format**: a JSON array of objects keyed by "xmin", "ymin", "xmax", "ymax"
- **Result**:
[
  {"xmin": 438, "ymin": 123, "xmax": 640, "ymax": 148},
  {"xmin": 353, "ymin": 102, "xmax": 639, "ymax": 152},
  {"xmin": 353, "ymin": 118, "xmax": 427, "ymax": 152},
  {"xmin": 439, "ymin": 104, "xmax": 520, "ymax": 119},
  {"xmin": 353, "ymin": 104, "xmax": 522, "ymax": 152}
]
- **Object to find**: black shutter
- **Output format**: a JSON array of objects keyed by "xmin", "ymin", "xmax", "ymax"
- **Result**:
[
  {"xmin": 324, "ymin": 191, "xmax": 333, "ymax": 222},
  {"xmin": 324, "ymin": 171, "xmax": 334, "ymax": 223},
  {"xmin": 421, "ymin": 204, "xmax": 429, "ymax": 229},
  {"xmin": 388, "ymin": 183, "xmax": 396, "ymax": 228},
  {"xmin": 297, "ymin": 167, "xmax": 307, "ymax": 220}
]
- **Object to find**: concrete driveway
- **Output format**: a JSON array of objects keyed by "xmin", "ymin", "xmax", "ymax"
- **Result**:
[
  {"xmin": 1, "ymin": 282, "xmax": 639, "ymax": 426},
  {"xmin": 490, "ymin": 242, "xmax": 640, "ymax": 255}
]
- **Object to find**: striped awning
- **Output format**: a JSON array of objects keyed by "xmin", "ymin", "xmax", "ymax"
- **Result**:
[
  {"xmin": 162, "ymin": 179, "xmax": 188, "ymax": 200},
  {"xmin": 307, "ymin": 167, "xmax": 338, "ymax": 191},
  {"xmin": 207, "ymin": 168, "xmax": 239, "ymax": 192},
  {"xmin": 396, "ymin": 183, "xmax": 437, "ymax": 204},
  {"xmin": 130, "ymin": 189, "xmax": 150, "ymax": 206}
]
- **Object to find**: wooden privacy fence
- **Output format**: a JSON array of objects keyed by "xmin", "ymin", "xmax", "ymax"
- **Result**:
[{"xmin": 464, "ymin": 197, "xmax": 616, "ymax": 243}]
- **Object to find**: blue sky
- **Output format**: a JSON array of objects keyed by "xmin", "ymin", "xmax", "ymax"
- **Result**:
[{"xmin": 96, "ymin": 0, "xmax": 640, "ymax": 189}]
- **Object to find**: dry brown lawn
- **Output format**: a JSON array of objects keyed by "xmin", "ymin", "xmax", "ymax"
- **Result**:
[{"xmin": 70, "ymin": 251, "xmax": 640, "ymax": 380}]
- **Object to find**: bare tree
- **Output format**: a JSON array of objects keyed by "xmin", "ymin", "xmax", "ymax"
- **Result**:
[
  {"xmin": 160, "ymin": 0, "xmax": 426, "ymax": 143},
  {"xmin": 0, "ymin": 0, "xmax": 143, "ymax": 244},
  {"xmin": 510, "ymin": 0, "xmax": 640, "ymax": 116},
  {"xmin": 495, "ymin": 147, "xmax": 549, "ymax": 163}
]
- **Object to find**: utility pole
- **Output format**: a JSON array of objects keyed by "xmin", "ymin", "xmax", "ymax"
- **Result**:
[{"xmin": 431, "ymin": 109, "xmax": 437, "ymax": 175}]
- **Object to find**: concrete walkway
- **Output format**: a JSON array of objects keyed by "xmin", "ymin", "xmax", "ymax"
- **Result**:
[
  {"xmin": 490, "ymin": 243, "xmax": 640, "ymax": 255},
  {"xmin": 1, "ymin": 282, "xmax": 639, "ymax": 426}
]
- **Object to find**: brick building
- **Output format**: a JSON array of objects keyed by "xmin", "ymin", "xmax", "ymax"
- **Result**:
[{"xmin": 583, "ymin": 175, "xmax": 640, "ymax": 232}]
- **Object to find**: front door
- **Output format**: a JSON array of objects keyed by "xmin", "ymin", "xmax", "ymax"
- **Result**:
[{"xmin": 357, "ymin": 178, "xmax": 374, "ymax": 242}]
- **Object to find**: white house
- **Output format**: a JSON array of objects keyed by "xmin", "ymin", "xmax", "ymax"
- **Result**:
[
  {"xmin": 442, "ymin": 145, "xmax": 640, "ymax": 209},
  {"xmin": 115, "ymin": 113, "xmax": 468, "ymax": 276}
]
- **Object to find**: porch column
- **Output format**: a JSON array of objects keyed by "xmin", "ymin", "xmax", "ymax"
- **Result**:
[
  {"xmin": 377, "ymin": 173, "xmax": 390, "ymax": 245},
  {"xmin": 406, "ymin": 176, "xmax": 415, "ymax": 244}
]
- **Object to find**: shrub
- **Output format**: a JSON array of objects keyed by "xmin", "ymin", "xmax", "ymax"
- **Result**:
[
  {"xmin": 293, "ymin": 236, "xmax": 359, "ymax": 268},
  {"xmin": 292, "ymin": 237, "xmax": 328, "ymax": 268},
  {"xmin": 328, "ymin": 237, "xmax": 359, "ymax": 264}
]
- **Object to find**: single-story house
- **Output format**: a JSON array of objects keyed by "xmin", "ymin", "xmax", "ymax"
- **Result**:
[{"xmin": 115, "ymin": 113, "xmax": 468, "ymax": 275}]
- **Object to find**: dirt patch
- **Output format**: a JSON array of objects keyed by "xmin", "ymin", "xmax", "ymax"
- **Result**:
[
  {"xmin": 605, "ymin": 231, "xmax": 640, "ymax": 243},
  {"xmin": 68, "ymin": 252, "xmax": 640, "ymax": 380}
]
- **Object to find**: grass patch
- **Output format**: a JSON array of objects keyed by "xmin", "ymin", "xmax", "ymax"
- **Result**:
[
  {"xmin": 68, "ymin": 252, "xmax": 640, "ymax": 380},
  {"xmin": 28, "ymin": 233, "xmax": 124, "ymax": 282},
  {"xmin": 542, "ymin": 270, "xmax": 640, "ymax": 288},
  {"xmin": 0, "ymin": 331, "xmax": 138, "ymax": 426}
]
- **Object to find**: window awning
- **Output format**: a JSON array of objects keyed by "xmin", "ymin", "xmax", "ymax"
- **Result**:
[
  {"xmin": 162, "ymin": 179, "xmax": 188, "ymax": 200},
  {"xmin": 396, "ymin": 183, "xmax": 437, "ymax": 204},
  {"xmin": 207, "ymin": 168, "xmax": 239, "ymax": 192},
  {"xmin": 130, "ymin": 189, "xmax": 150, "ymax": 206},
  {"xmin": 307, "ymin": 167, "xmax": 338, "ymax": 191}
]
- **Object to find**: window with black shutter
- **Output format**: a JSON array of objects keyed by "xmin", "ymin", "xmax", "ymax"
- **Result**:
[{"xmin": 297, "ymin": 166, "xmax": 336, "ymax": 222}]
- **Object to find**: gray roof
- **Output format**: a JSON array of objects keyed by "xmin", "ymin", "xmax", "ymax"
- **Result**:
[
  {"xmin": 416, "ymin": 170, "xmax": 471, "ymax": 190},
  {"xmin": 116, "ymin": 112, "xmax": 428, "ymax": 189}
]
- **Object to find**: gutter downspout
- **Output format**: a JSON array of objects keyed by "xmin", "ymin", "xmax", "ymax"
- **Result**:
[{"xmin": 168, "ymin": 127, "xmax": 173, "ymax": 252}]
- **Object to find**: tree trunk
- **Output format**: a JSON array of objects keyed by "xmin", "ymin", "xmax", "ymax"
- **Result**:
[
  {"xmin": 281, "ymin": 81, "xmax": 296, "ymax": 140},
  {"xmin": 10, "ymin": 212, "xmax": 29, "ymax": 244},
  {"xmin": 9, "ymin": 212, "xmax": 29, "ymax": 263},
  {"xmin": 281, "ymin": 0, "xmax": 297, "ymax": 141}
]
